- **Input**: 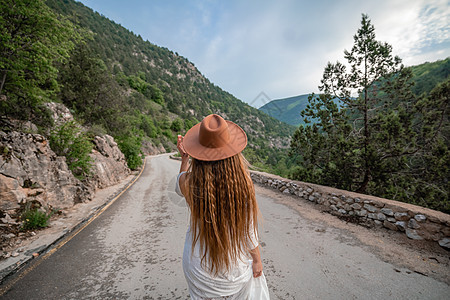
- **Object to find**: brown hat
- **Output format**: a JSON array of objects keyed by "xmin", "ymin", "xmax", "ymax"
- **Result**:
[{"xmin": 183, "ymin": 114, "xmax": 247, "ymax": 161}]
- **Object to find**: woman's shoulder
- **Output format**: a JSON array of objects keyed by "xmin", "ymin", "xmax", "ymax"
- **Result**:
[
  {"xmin": 177, "ymin": 172, "xmax": 191, "ymax": 201},
  {"xmin": 179, "ymin": 171, "xmax": 189, "ymax": 183}
]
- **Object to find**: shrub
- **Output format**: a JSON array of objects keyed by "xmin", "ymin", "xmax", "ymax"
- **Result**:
[
  {"xmin": 116, "ymin": 130, "xmax": 143, "ymax": 169},
  {"xmin": 21, "ymin": 203, "xmax": 54, "ymax": 230},
  {"xmin": 162, "ymin": 129, "xmax": 173, "ymax": 139},
  {"xmin": 170, "ymin": 118, "xmax": 183, "ymax": 132},
  {"xmin": 140, "ymin": 115, "xmax": 157, "ymax": 138},
  {"xmin": 49, "ymin": 121, "xmax": 93, "ymax": 180},
  {"xmin": 87, "ymin": 123, "xmax": 108, "ymax": 138}
]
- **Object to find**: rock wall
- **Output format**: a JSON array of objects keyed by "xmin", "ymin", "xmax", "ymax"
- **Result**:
[
  {"xmin": 141, "ymin": 139, "xmax": 166, "ymax": 155},
  {"xmin": 0, "ymin": 101, "xmax": 131, "ymax": 225},
  {"xmin": 0, "ymin": 131, "xmax": 131, "ymax": 223},
  {"xmin": 0, "ymin": 131, "xmax": 92, "ymax": 213},
  {"xmin": 250, "ymin": 170, "xmax": 450, "ymax": 249},
  {"xmin": 0, "ymin": 102, "xmax": 132, "ymax": 255},
  {"xmin": 43, "ymin": 102, "xmax": 74, "ymax": 126},
  {"xmin": 88, "ymin": 135, "xmax": 130, "ymax": 189}
]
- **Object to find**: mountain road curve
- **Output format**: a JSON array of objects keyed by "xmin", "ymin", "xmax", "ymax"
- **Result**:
[{"xmin": 1, "ymin": 154, "xmax": 448, "ymax": 299}]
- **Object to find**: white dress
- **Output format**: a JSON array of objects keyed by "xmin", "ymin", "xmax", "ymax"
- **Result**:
[{"xmin": 175, "ymin": 172, "xmax": 269, "ymax": 300}]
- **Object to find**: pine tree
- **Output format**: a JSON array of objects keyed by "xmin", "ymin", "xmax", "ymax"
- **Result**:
[
  {"xmin": 409, "ymin": 79, "xmax": 449, "ymax": 212},
  {"xmin": 290, "ymin": 14, "xmax": 420, "ymax": 201}
]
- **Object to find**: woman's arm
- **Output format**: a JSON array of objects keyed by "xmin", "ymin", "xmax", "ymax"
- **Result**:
[
  {"xmin": 177, "ymin": 135, "xmax": 189, "ymax": 173},
  {"xmin": 249, "ymin": 246, "xmax": 263, "ymax": 278},
  {"xmin": 177, "ymin": 135, "xmax": 189, "ymax": 197},
  {"xmin": 180, "ymin": 155, "xmax": 189, "ymax": 173}
]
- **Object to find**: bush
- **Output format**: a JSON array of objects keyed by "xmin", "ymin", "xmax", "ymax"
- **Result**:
[
  {"xmin": 162, "ymin": 129, "xmax": 174, "ymax": 139},
  {"xmin": 32, "ymin": 104, "xmax": 54, "ymax": 130},
  {"xmin": 116, "ymin": 130, "xmax": 143, "ymax": 169},
  {"xmin": 159, "ymin": 116, "xmax": 171, "ymax": 130},
  {"xmin": 140, "ymin": 115, "xmax": 157, "ymax": 138},
  {"xmin": 49, "ymin": 121, "xmax": 93, "ymax": 180},
  {"xmin": 170, "ymin": 118, "xmax": 183, "ymax": 132},
  {"xmin": 21, "ymin": 203, "xmax": 54, "ymax": 230}
]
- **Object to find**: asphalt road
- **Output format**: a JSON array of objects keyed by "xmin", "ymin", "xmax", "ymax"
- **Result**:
[{"xmin": 1, "ymin": 154, "xmax": 448, "ymax": 299}]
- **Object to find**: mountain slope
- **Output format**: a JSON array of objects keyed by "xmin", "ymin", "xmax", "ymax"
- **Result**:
[
  {"xmin": 259, "ymin": 94, "xmax": 341, "ymax": 126},
  {"xmin": 260, "ymin": 58, "xmax": 449, "ymax": 127},
  {"xmin": 259, "ymin": 94, "xmax": 310, "ymax": 126},
  {"xmin": 410, "ymin": 58, "xmax": 449, "ymax": 95},
  {"xmin": 44, "ymin": 0, "xmax": 295, "ymax": 168}
]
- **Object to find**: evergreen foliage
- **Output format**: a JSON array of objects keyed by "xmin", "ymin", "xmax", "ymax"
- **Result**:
[
  {"xmin": 58, "ymin": 44, "xmax": 127, "ymax": 133},
  {"xmin": 116, "ymin": 131, "xmax": 144, "ymax": 170},
  {"xmin": 289, "ymin": 15, "xmax": 449, "ymax": 212}
]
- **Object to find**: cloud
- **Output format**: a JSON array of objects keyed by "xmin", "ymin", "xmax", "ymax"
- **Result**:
[
  {"xmin": 372, "ymin": 0, "xmax": 450, "ymax": 66},
  {"xmin": 195, "ymin": 0, "xmax": 450, "ymax": 104}
]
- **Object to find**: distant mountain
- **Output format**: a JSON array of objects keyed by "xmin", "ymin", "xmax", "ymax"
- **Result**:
[
  {"xmin": 260, "ymin": 58, "xmax": 449, "ymax": 127},
  {"xmin": 410, "ymin": 58, "xmax": 449, "ymax": 95},
  {"xmin": 259, "ymin": 94, "xmax": 311, "ymax": 126}
]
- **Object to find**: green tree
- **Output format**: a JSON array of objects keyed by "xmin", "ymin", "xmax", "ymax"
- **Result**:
[
  {"xmin": 184, "ymin": 118, "xmax": 199, "ymax": 131},
  {"xmin": 58, "ymin": 44, "xmax": 126, "ymax": 132},
  {"xmin": 290, "ymin": 15, "xmax": 418, "ymax": 199},
  {"xmin": 149, "ymin": 85, "xmax": 165, "ymax": 105},
  {"xmin": 170, "ymin": 118, "xmax": 184, "ymax": 132},
  {"xmin": 409, "ymin": 79, "xmax": 449, "ymax": 212},
  {"xmin": 49, "ymin": 121, "xmax": 93, "ymax": 180},
  {"xmin": 116, "ymin": 130, "xmax": 144, "ymax": 170},
  {"xmin": 0, "ymin": 0, "xmax": 82, "ymax": 120},
  {"xmin": 140, "ymin": 114, "xmax": 157, "ymax": 138}
]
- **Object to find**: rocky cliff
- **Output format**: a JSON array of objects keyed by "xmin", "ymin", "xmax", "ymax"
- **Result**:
[
  {"xmin": 0, "ymin": 130, "xmax": 131, "ymax": 214},
  {"xmin": 89, "ymin": 135, "xmax": 130, "ymax": 189},
  {"xmin": 0, "ymin": 103, "xmax": 130, "ymax": 244},
  {"xmin": 0, "ymin": 131, "xmax": 90, "ymax": 212}
]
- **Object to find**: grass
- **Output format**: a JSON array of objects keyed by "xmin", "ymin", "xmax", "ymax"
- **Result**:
[{"xmin": 20, "ymin": 203, "xmax": 54, "ymax": 231}]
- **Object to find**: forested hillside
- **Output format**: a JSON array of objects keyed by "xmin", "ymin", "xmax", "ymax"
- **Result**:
[
  {"xmin": 259, "ymin": 94, "xmax": 310, "ymax": 126},
  {"xmin": 0, "ymin": 0, "xmax": 294, "ymax": 173},
  {"xmin": 47, "ymin": 0, "xmax": 294, "ymax": 168},
  {"xmin": 411, "ymin": 58, "xmax": 449, "ymax": 95}
]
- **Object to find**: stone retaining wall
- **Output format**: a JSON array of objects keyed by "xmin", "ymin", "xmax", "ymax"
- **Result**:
[{"xmin": 250, "ymin": 170, "xmax": 450, "ymax": 249}]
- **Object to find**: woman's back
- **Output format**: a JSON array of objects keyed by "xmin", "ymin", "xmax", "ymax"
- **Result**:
[
  {"xmin": 185, "ymin": 155, "xmax": 259, "ymax": 276},
  {"xmin": 176, "ymin": 114, "xmax": 269, "ymax": 299}
]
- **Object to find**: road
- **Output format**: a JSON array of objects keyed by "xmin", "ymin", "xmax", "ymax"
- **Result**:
[{"xmin": 1, "ymin": 154, "xmax": 448, "ymax": 299}]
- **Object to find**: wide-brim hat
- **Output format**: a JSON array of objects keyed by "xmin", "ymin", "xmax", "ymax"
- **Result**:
[{"xmin": 183, "ymin": 114, "xmax": 247, "ymax": 161}]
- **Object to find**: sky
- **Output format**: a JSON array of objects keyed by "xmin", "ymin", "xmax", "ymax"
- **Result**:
[{"xmin": 77, "ymin": 0, "xmax": 450, "ymax": 107}]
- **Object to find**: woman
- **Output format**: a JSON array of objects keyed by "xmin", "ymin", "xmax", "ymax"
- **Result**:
[{"xmin": 175, "ymin": 114, "xmax": 269, "ymax": 299}]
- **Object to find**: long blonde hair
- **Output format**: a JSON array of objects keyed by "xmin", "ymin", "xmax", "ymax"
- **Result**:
[{"xmin": 186, "ymin": 153, "xmax": 259, "ymax": 275}]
